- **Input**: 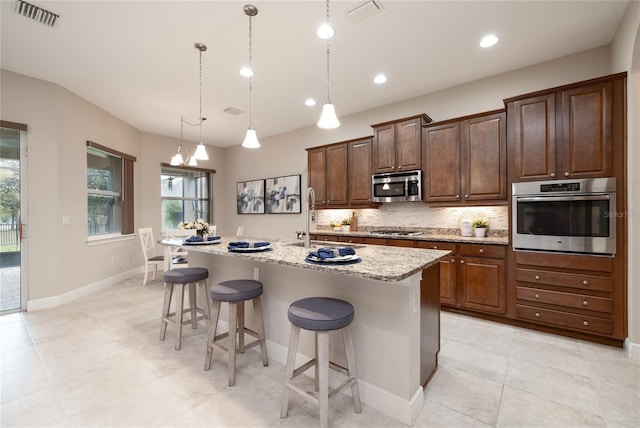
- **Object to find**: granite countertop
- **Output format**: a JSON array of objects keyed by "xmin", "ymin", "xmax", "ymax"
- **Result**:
[
  {"xmin": 311, "ymin": 230, "xmax": 510, "ymax": 246},
  {"xmin": 161, "ymin": 237, "xmax": 451, "ymax": 283}
]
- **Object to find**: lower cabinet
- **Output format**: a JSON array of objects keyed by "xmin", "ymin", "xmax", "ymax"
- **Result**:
[
  {"xmin": 417, "ymin": 241, "xmax": 506, "ymax": 314},
  {"xmin": 512, "ymin": 251, "xmax": 622, "ymax": 339}
]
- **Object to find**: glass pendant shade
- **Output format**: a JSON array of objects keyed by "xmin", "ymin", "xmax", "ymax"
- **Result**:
[
  {"xmin": 193, "ymin": 142, "xmax": 209, "ymax": 160},
  {"xmin": 170, "ymin": 153, "xmax": 184, "ymax": 166},
  {"xmin": 317, "ymin": 103, "xmax": 340, "ymax": 129},
  {"xmin": 242, "ymin": 129, "xmax": 260, "ymax": 148}
]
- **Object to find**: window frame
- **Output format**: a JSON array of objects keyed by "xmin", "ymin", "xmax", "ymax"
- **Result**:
[
  {"xmin": 160, "ymin": 163, "xmax": 215, "ymax": 231},
  {"xmin": 86, "ymin": 140, "xmax": 136, "ymax": 237}
]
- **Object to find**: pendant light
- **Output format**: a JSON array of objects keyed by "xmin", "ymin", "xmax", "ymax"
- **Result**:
[
  {"xmin": 169, "ymin": 43, "xmax": 210, "ymax": 165},
  {"xmin": 317, "ymin": 0, "xmax": 340, "ymax": 129},
  {"xmin": 242, "ymin": 4, "xmax": 260, "ymax": 148},
  {"xmin": 193, "ymin": 42, "xmax": 209, "ymax": 160}
]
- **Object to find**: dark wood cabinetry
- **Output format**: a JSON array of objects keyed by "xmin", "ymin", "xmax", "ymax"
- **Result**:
[
  {"xmin": 347, "ymin": 137, "xmax": 374, "ymax": 205},
  {"xmin": 417, "ymin": 241, "xmax": 506, "ymax": 314},
  {"xmin": 422, "ymin": 110, "xmax": 506, "ymax": 204},
  {"xmin": 307, "ymin": 137, "xmax": 375, "ymax": 209},
  {"xmin": 512, "ymin": 251, "xmax": 622, "ymax": 339},
  {"xmin": 507, "ymin": 74, "xmax": 625, "ymax": 181},
  {"xmin": 371, "ymin": 114, "xmax": 432, "ymax": 174}
]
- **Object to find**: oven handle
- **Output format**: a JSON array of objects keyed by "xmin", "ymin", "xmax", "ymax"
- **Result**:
[{"xmin": 516, "ymin": 194, "xmax": 610, "ymax": 202}]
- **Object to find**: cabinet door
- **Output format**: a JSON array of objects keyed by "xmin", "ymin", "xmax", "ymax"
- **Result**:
[
  {"xmin": 461, "ymin": 112, "xmax": 506, "ymax": 201},
  {"xmin": 422, "ymin": 122, "xmax": 461, "ymax": 202},
  {"xmin": 307, "ymin": 147, "xmax": 327, "ymax": 206},
  {"xmin": 326, "ymin": 143, "xmax": 348, "ymax": 206},
  {"xmin": 459, "ymin": 256, "xmax": 506, "ymax": 314},
  {"xmin": 417, "ymin": 241, "xmax": 457, "ymax": 305},
  {"xmin": 511, "ymin": 94, "xmax": 557, "ymax": 181},
  {"xmin": 348, "ymin": 138, "xmax": 373, "ymax": 205},
  {"xmin": 561, "ymin": 81, "xmax": 613, "ymax": 178},
  {"xmin": 372, "ymin": 124, "xmax": 396, "ymax": 173},
  {"xmin": 396, "ymin": 118, "xmax": 422, "ymax": 171}
]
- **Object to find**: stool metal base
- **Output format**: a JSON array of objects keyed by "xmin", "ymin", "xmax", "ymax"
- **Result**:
[
  {"xmin": 281, "ymin": 325, "xmax": 361, "ymax": 428},
  {"xmin": 159, "ymin": 280, "xmax": 210, "ymax": 350}
]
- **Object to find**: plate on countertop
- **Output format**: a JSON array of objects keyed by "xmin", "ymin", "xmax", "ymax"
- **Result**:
[
  {"xmin": 183, "ymin": 239, "xmax": 222, "ymax": 246},
  {"xmin": 305, "ymin": 254, "xmax": 361, "ymax": 263},
  {"xmin": 228, "ymin": 245, "xmax": 272, "ymax": 252}
]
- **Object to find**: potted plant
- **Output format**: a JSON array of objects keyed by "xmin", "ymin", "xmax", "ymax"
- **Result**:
[
  {"xmin": 472, "ymin": 218, "xmax": 489, "ymax": 237},
  {"xmin": 341, "ymin": 218, "xmax": 351, "ymax": 232},
  {"xmin": 329, "ymin": 221, "xmax": 341, "ymax": 232}
]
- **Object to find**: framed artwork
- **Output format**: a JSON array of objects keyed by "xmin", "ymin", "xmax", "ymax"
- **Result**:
[
  {"xmin": 265, "ymin": 174, "xmax": 301, "ymax": 214},
  {"xmin": 236, "ymin": 179, "xmax": 265, "ymax": 214}
]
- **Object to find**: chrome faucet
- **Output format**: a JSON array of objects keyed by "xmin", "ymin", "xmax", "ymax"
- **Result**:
[{"xmin": 304, "ymin": 187, "xmax": 316, "ymax": 249}]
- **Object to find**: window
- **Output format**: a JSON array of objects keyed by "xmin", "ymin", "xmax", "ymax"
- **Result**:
[
  {"xmin": 86, "ymin": 141, "xmax": 135, "ymax": 236},
  {"xmin": 161, "ymin": 166, "xmax": 213, "ymax": 230}
]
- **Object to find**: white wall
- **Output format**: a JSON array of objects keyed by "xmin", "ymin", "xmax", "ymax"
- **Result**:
[{"xmin": 611, "ymin": 0, "xmax": 640, "ymax": 349}]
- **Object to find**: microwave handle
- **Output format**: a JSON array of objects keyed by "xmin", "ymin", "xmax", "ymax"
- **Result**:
[{"xmin": 516, "ymin": 195, "xmax": 610, "ymax": 202}]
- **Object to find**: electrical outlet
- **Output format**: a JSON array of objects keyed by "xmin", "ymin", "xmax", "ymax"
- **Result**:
[
  {"xmin": 110, "ymin": 255, "xmax": 115, "ymax": 263},
  {"xmin": 311, "ymin": 213, "xmax": 316, "ymax": 223},
  {"xmin": 253, "ymin": 267, "xmax": 259, "ymax": 281},
  {"xmin": 412, "ymin": 293, "xmax": 418, "ymax": 313}
]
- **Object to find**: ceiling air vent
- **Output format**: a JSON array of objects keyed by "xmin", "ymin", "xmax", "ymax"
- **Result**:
[
  {"xmin": 15, "ymin": 0, "xmax": 59, "ymax": 27},
  {"xmin": 224, "ymin": 107, "xmax": 243, "ymax": 116},
  {"xmin": 346, "ymin": 0, "xmax": 384, "ymax": 23}
]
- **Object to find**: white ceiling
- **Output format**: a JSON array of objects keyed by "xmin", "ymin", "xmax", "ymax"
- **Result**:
[{"xmin": 0, "ymin": 0, "xmax": 630, "ymax": 148}]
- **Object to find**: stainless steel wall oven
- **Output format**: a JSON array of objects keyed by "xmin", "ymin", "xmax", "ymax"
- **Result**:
[{"xmin": 512, "ymin": 177, "xmax": 616, "ymax": 255}]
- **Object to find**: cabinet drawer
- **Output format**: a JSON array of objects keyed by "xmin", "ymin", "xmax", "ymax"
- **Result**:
[
  {"xmin": 363, "ymin": 237, "xmax": 387, "ymax": 246},
  {"xmin": 515, "ymin": 268, "xmax": 613, "ymax": 292},
  {"xmin": 338, "ymin": 236, "xmax": 364, "ymax": 244},
  {"xmin": 416, "ymin": 241, "xmax": 456, "ymax": 251},
  {"xmin": 314, "ymin": 234, "xmax": 339, "ymax": 242},
  {"xmin": 516, "ymin": 304, "xmax": 613, "ymax": 335},
  {"xmin": 387, "ymin": 238, "xmax": 416, "ymax": 248},
  {"xmin": 516, "ymin": 286, "xmax": 613, "ymax": 313},
  {"xmin": 459, "ymin": 244, "xmax": 505, "ymax": 259},
  {"xmin": 515, "ymin": 251, "xmax": 613, "ymax": 273}
]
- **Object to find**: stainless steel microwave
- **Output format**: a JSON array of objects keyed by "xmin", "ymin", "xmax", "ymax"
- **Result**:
[
  {"xmin": 372, "ymin": 170, "xmax": 422, "ymax": 203},
  {"xmin": 512, "ymin": 177, "xmax": 616, "ymax": 255}
]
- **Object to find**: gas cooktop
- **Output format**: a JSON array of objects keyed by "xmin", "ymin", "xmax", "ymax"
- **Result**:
[{"xmin": 370, "ymin": 230, "xmax": 423, "ymax": 237}]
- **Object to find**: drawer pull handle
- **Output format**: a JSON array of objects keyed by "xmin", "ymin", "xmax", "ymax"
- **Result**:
[
  {"xmin": 583, "ymin": 300, "xmax": 588, "ymax": 306},
  {"xmin": 479, "ymin": 249, "xmax": 484, "ymax": 253},
  {"xmin": 550, "ymin": 173, "xmax": 556, "ymax": 178},
  {"xmin": 460, "ymin": 260, "xmax": 465, "ymax": 264},
  {"xmin": 451, "ymin": 259, "xmax": 455, "ymax": 263},
  {"xmin": 583, "ymin": 321, "xmax": 589, "ymax": 326},
  {"xmin": 535, "ymin": 312, "xmax": 540, "ymax": 317},
  {"xmin": 582, "ymin": 280, "xmax": 589, "ymax": 286},
  {"xmin": 535, "ymin": 293, "xmax": 540, "ymax": 299},
  {"xmin": 433, "ymin": 246, "xmax": 437, "ymax": 249},
  {"xmin": 535, "ymin": 275, "xmax": 540, "ymax": 280}
]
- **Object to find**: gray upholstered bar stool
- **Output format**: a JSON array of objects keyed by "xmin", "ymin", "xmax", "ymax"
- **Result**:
[
  {"xmin": 204, "ymin": 279, "xmax": 268, "ymax": 386},
  {"xmin": 160, "ymin": 267, "xmax": 210, "ymax": 350},
  {"xmin": 281, "ymin": 297, "xmax": 362, "ymax": 428}
]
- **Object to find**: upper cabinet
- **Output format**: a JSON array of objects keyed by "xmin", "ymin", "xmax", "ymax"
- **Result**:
[
  {"xmin": 422, "ymin": 110, "xmax": 507, "ymax": 204},
  {"xmin": 347, "ymin": 137, "xmax": 374, "ymax": 205},
  {"xmin": 507, "ymin": 73, "xmax": 626, "ymax": 182},
  {"xmin": 371, "ymin": 114, "xmax": 432, "ymax": 174},
  {"xmin": 307, "ymin": 137, "xmax": 375, "ymax": 209}
]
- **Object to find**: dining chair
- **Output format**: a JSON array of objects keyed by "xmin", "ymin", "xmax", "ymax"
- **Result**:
[
  {"xmin": 163, "ymin": 228, "xmax": 192, "ymax": 272},
  {"xmin": 139, "ymin": 227, "xmax": 164, "ymax": 286}
]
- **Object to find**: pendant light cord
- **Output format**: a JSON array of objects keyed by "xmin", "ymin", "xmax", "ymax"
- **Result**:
[
  {"xmin": 198, "ymin": 47, "xmax": 203, "ymax": 142},
  {"xmin": 248, "ymin": 13, "xmax": 254, "ymax": 129},
  {"xmin": 325, "ymin": 0, "xmax": 332, "ymax": 104}
]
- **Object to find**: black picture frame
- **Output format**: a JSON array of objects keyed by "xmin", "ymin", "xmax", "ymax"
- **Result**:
[
  {"xmin": 265, "ymin": 174, "xmax": 302, "ymax": 214},
  {"xmin": 236, "ymin": 179, "xmax": 265, "ymax": 214}
]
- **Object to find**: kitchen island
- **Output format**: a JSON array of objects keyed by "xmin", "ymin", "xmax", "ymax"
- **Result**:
[{"xmin": 162, "ymin": 237, "xmax": 450, "ymax": 425}]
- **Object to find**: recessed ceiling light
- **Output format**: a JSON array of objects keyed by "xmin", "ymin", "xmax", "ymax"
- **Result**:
[
  {"xmin": 479, "ymin": 34, "xmax": 499, "ymax": 48},
  {"xmin": 305, "ymin": 98, "xmax": 316, "ymax": 107},
  {"xmin": 317, "ymin": 23, "xmax": 335, "ymax": 39},
  {"xmin": 240, "ymin": 66, "xmax": 253, "ymax": 77},
  {"xmin": 373, "ymin": 74, "xmax": 387, "ymax": 84}
]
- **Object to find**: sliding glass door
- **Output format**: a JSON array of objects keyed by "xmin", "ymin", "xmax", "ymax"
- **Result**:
[{"xmin": 0, "ymin": 126, "xmax": 27, "ymax": 312}]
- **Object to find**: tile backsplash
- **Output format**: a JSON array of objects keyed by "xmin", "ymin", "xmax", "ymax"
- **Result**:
[{"xmin": 316, "ymin": 203, "xmax": 509, "ymax": 235}]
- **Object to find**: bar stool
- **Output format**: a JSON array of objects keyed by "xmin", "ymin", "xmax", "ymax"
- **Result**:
[
  {"xmin": 281, "ymin": 297, "xmax": 362, "ymax": 428},
  {"xmin": 204, "ymin": 279, "xmax": 268, "ymax": 386},
  {"xmin": 159, "ymin": 267, "xmax": 210, "ymax": 350}
]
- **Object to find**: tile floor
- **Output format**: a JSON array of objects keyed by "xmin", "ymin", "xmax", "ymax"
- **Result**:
[{"xmin": 1, "ymin": 274, "xmax": 639, "ymax": 427}]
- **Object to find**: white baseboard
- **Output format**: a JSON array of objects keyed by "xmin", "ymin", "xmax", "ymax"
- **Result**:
[
  {"xmin": 26, "ymin": 266, "xmax": 143, "ymax": 311},
  {"xmin": 625, "ymin": 338, "xmax": 640, "ymax": 361}
]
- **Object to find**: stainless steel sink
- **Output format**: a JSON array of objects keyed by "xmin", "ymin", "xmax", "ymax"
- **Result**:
[{"xmin": 287, "ymin": 241, "xmax": 365, "ymax": 249}]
